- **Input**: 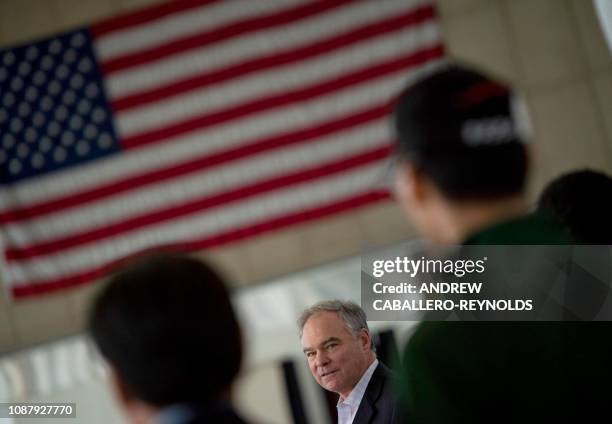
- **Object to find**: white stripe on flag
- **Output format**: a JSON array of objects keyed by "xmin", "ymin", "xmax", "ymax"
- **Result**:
[{"xmin": 95, "ymin": 0, "xmax": 301, "ymax": 61}]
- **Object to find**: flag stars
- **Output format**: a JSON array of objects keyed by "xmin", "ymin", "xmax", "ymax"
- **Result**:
[
  {"xmin": 77, "ymin": 99, "xmax": 91, "ymax": 114},
  {"xmin": 16, "ymin": 143, "xmax": 29, "ymax": 159},
  {"xmin": 75, "ymin": 140, "xmax": 90, "ymax": 156},
  {"xmin": 63, "ymin": 48, "xmax": 77, "ymax": 65},
  {"xmin": 40, "ymin": 95, "xmax": 54, "ymax": 112},
  {"xmin": 32, "ymin": 111, "xmax": 46, "ymax": 128},
  {"xmin": 9, "ymin": 158, "xmax": 22, "ymax": 175},
  {"xmin": 84, "ymin": 123, "xmax": 98, "ymax": 140},
  {"xmin": 53, "ymin": 147, "xmax": 67, "ymax": 163},
  {"xmin": 78, "ymin": 58, "xmax": 92, "ymax": 74},
  {"xmin": 61, "ymin": 131, "xmax": 75, "ymax": 147},
  {"xmin": 48, "ymin": 80, "xmax": 62, "ymax": 96},
  {"xmin": 54, "ymin": 105, "xmax": 68, "ymax": 122},
  {"xmin": 69, "ymin": 73, "xmax": 84, "ymax": 90},
  {"xmin": 10, "ymin": 76, "xmax": 24, "ymax": 91},
  {"xmin": 18, "ymin": 62, "xmax": 31, "ymax": 77},
  {"xmin": 18, "ymin": 102, "xmax": 31, "ymax": 118},
  {"xmin": 3, "ymin": 92, "xmax": 16, "ymax": 107},
  {"xmin": 31, "ymin": 152, "xmax": 45, "ymax": 169},
  {"xmin": 62, "ymin": 90, "xmax": 77, "ymax": 105},
  {"xmin": 48, "ymin": 39, "xmax": 63, "ymax": 55},
  {"xmin": 98, "ymin": 132, "xmax": 112, "ymax": 149},
  {"xmin": 24, "ymin": 127, "xmax": 38, "ymax": 143},
  {"xmin": 25, "ymin": 86, "xmax": 39, "ymax": 102},
  {"xmin": 3, "ymin": 134, "xmax": 15, "ymax": 149},
  {"xmin": 71, "ymin": 33, "xmax": 85, "ymax": 48},
  {"xmin": 25, "ymin": 46, "xmax": 39, "ymax": 61},
  {"xmin": 0, "ymin": 28, "xmax": 117, "ymax": 181},
  {"xmin": 69, "ymin": 115, "xmax": 83, "ymax": 131},
  {"xmin": 3, "ymin": 51, "xmax": 15, "ymax": 66},
  {"xmin": 85, "ymin": 82, "xmax": 99, "ymax": 99},
  {"xmin": 47, "ymin": 121, "xmax": 61, "ymax": 137},
  {"xmin": 55, "ymin": 64, "xmax": 69, "ymax": 80},
  {"xmin": 10, "ymin": 118, "xmax": 23, "ymax": 132},
  {"xmin": 33, "ymin": 71, "xmax": 46, "ymax": 86},
  {"xmin": 92, "ymin": 107, "xmax": 106, "ymax": 123},
  {"xmin": 39, "ymin": 136, "xmax": 52, "ymax": 153},
  {"xmin": 40, "ymin": 55, "xmax": 54, "ymax": 71}
]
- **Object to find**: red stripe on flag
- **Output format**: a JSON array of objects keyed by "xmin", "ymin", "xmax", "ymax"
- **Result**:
[
  {"xmin": 91, "ymin": 0, "xmax": 219, "ymax": 38},
  {"xmin": 111, "ymin": 4, "xmax": 436, "ymax": 111},
  {"xmin": 5, "ymin": 145, "xmax": 392, "ymax": 260},
  {"xmin": 100, "ymin": 0, "xmax": 355, "ymax": 75},
  {"xmin": 121, "ymin": 44, "xmax": 444, "ymax": 149},
  {"xmin": 0, "ymin": 103, "xmax": 388, "ymax": 223},
  {"xmin": 11, "ymin": 190, "xmax": 391, "ymax": 298}
]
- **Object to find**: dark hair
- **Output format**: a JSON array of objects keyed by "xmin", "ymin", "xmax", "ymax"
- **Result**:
[
  {"xmin": 537, "ymin": 169, "xmax": 612, "ymax": 244},
  {"xmin": 393, "ymin": 65, "xmax": 529, "ymax": 200},
  {"xmin": 89, "ymin": 254, "xmax": 242, "ymax": 407}
]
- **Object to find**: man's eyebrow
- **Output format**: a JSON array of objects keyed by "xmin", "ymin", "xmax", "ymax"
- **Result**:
[
  {"xmin": 321, "ymin": 337, "xmax": 341, "ymax": 346},
  {"xmin": 303, "ymin": 337, "xmax": 341, "ymax": 353}
]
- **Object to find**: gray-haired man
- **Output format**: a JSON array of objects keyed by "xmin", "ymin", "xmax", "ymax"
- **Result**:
[{"xmin": 298, "ymin": 300, "xmax": 399, "ymax": 424}]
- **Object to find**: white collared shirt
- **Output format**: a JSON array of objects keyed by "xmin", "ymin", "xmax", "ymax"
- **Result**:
[{"xmin": 337, "ymin": 359, "xmax": 379, "ymax": 424}]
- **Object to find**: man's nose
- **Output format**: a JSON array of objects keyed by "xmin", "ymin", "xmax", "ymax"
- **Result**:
[{"xmin": 315, "ymin": 351, "xmax": 330, "ymax": 367}]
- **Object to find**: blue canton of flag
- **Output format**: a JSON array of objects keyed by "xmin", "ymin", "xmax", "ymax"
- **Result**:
[{"xmin": 0, "ymin": 29, "xmax": 119, "ymax": 183}]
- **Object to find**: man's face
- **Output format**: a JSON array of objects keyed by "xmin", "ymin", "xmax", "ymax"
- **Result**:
[{"xmin": 301, "ymin": 312, "xmax": 372, "ymax": 399}]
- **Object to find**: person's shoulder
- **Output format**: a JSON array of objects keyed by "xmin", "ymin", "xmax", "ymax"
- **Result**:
[
  {"xmin": 465, "ymin": 213, "xmax": 571, "ymax": 245},
  {"xmin": 368, "ymin": 361, "xmax": 398, "ymax": 402},
  {"xmin": 364, "ymin": 362, "xmax": 402, "ymax": 423},
  {"xmin": 374, "ymin": 361, "xmax": 394, "ymax": 378}
]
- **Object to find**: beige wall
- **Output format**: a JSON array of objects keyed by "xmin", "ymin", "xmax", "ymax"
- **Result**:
[
  {"xmin": 437, "ymin": 0, "xmax": 612, "ymax": 195},
  {"xmin": 0, "ymin": 0, "xmax": 611, "ymax": 355}
]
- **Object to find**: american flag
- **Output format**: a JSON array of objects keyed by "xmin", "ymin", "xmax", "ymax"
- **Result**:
[{"xmin": 0, "ymin": 0, "xmax": 443, "ymax": 299}]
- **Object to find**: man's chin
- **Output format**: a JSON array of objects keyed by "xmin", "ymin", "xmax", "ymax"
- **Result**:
[
  {"xmin": 323, "ymin": 382, "xmax": 339, "ymax": 393},
  {"xmin": 320, "ymin": 374, "xmax": 342, "ymax": 392}
]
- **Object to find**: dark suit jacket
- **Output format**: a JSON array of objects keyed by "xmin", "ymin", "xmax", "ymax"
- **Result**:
[{"xmin": 353, "ymin": 362, "xmax": 401, "ymax": 424}]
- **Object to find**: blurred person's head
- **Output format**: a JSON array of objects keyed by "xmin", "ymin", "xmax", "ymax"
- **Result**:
[
  {"xmin": 298, "ymin": 300, "xmax": 376, "ymax": 400},
  {"xmin": 393, "ymin": 64, "xmax": 532, "ymax": 244},
  {"xmin": 537, "ymin": 169, "xmax": 612, "ymax": 244},
  {"xmin": 89, "ymin": 254, "xmax": 242, "ymax": 422}
]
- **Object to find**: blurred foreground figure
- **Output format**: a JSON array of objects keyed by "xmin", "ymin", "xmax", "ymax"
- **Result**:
[
  {"xmin": 90, "ymin": 255, "xmax": 247, "ymax": 424},
  {"xmin": 392, "ymin": 65, "xmax": 611, "ymax": 422},
  {"xmin": 537, "ymin": 169, "xmax": 612, "ymax": 244},
  {"xmin": 299, "ymin": 300, "xmax": 400, "ymax": 424}
]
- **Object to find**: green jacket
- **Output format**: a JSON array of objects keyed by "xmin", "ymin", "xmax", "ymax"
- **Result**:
[{"xmin": 399, "ymin": 214, "xmax": 612, "ymax": 423}]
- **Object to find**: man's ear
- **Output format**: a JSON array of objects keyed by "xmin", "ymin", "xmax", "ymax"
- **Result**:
[
  {"xmin": 108, "ymin": 366, "xmax": 157, "ymax": 424},
  {"xmin": 395, "ymin": 161, "xmax": 426, "ymax": 204},
  {"xmin": 109, "ymin": 366, "xmax": 135, "ymax": 407},
  {"xmin": 359, "ymin": 329, "xmax": 372, "ymax": 352}
]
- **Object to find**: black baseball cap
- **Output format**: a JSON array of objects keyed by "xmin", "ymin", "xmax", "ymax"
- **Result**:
[{"xmin": 393, "ymin": 64, "xmax": 530, "ymax": 200}]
